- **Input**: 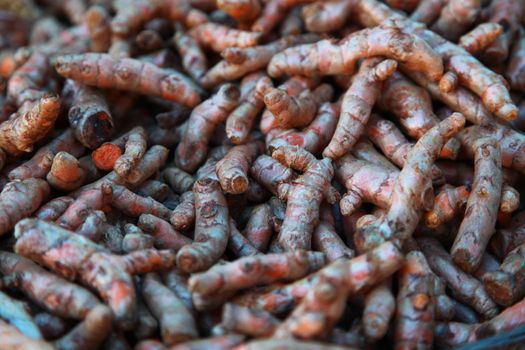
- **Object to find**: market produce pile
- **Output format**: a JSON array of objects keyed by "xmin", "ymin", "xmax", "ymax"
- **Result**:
[{"xmin": 0, "ymin": 0, "xmax": 525, "ymax": 349}]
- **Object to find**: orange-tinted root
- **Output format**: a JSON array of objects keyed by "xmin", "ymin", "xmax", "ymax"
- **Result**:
[
  {"xmin": 200, "ymin": 34, "xmax": 319, "ymax": 88},
  {"xmin": 379, "ymin": 72, "xmax": 460, "ymax": 159},
  {"xmin": 259, "ymin": 76, "xmax": 314, "ymax": 134},
  {"xmin": 7, "ymin": 51, "xmax": 51, "ymax": 107},
  {"xmin": 489, "ymin": 212, "xmax": 525, "ymax": 259},
  {"xmin": 250, "ymin": 0, "xmax": 287, "ymax": 35},
  {"xmin": 189, "ymin": 251, "xmax": 325, "ymax": 296},
  {"xmin": 91, "ymin": 143, "xmax": 123, "ymax": 171},
  {"xmin": 57, "ymin": 185, "xmax": 112, "ymax": 230},
  {"xmin": 301, "ymin": 0, "xmax": 353, "ymax": 33},
  {"xmin": 14, "ymin": 218, "xmax": 175, "ymax": 329},
  {"xmin": 424, "ymin": 185, "xmax": 470, "ymax": 228},
  {"xmin": 355, "ymin": 113, "xmax": 465, "ymax": 252},
  {"xmin": 0, "ymin": 178, "xmax": 50, "ymax": 236},
  {"xmin": 142, "ymin": 273, "xmax": 198, "ymax": 346},
  {"xmin": 272, "ymin": 146, "xmax": 334, "ymax": 251},
  {"xmin": 176, "ymin": 178, "xmax": 229, "ymax": 273},
  {"xmin": 0, "ymin": 319, "xmax": 54, "ymax": 350},
  {"xmin": 418, "ymin": 237, "xmax": 498, "ymax": 318},
  {"xmin": 323, "ymin": 58, "xmax": 396, "ymax": 160},
  {"xmin": 0, "ymin": 95, "xmax": 60, "ymax": 155},
  {"xmin": 163, "ymin": 167, "xmax": 194, "ymax": 194},
  {"xmin": 483, "ymin": 242, "xmax": 525, "ymax": 306},
  {"xmin": 264, "ymin": 83, "xmax": 334, "ymax": 129},
  {"xmin": 366, "ymin": 114, "xmax": 411, "ymax": 165},
  {"xmin": 367, "ymin": 114, "xmax": 444, "ymax": 180},
  {"xmin": 438, "ymin": 71, "xmax": 458, "ymax": 94},
  {"xmin": 173, "ymin": 27, "xmax": 207, "ymax": 82},
  {"xmin": 124, "ymin": 145, "xmax": 170, "ymax": 186},
  {"xmin": 268, "ymin": 24, "xmax": 443, "ymax": 82},
  {"xmin": 437, "ymin": 298, "xmax": 525, "ymax": 344},
  {"xmin": 354, "ymin": 0, "xmax": 517, "ymax": 121},
  {"xmin": 506, "ymin": 29, "xmax": 525, "ymax": 91},
  {"xmin": 275, "ymin": 241, "xmax": 404, "ymax": 339},
  {"xmin": 232, "ymin": 275, "xmax": 316, "ymax": 315},
  {"xmin": 54, "ymin": 305, "xmax": 113, "ymax": 350},
  {"xmin": 431, "ymin": 0, "xmax": 480, "ymax": 41},
  {"xmin": 481, "ymin": 0, "xmax": 525, "ymax": 65},
  {"xmin": 458, "ymin": 124, "xmax": 525, "ymax": 174},
  {"xmin": 451, "ymin": 137, "xmax": 502, "ymax": 272},
  {"xmin": 109, "ymin": 183, "xmax": 172, "ymax": 220},
  {"xmin": 64, "ymin": 80, "xmax": 113, "ymax": 149},
  {"xmin": 471, "ymin": 295, "xmax": 525, "ymax": 341},
  {"xmin": 190, "ymin": 23, "xmax": 262, "ymax": 53},
  {"xmin": 221, "ymin": 303, "xmax": 279, "ymax": 337},
  {"xmin": 394, "ymin": 251, "xmax": 435, "ymax": 350},
  {"xmin": 113, "ymin": 126, "xmax": 148, "ymax": 179},
  {"xmin": 35, "ymin": 196, "xmax": 74, "ymax": 222},
  {"xmin": 250, "ymin": 155, "xmax": 294, "ymax": 196},
  {"xmin": 406, "ymin": 72, "xmax": 493, "ymax": 126},
  {"xmin": 335, "ymin": 155, "xmax": 397, "ymax": 216},
  {"xmin": 350, "ymin": 138, "xmax": 396, "ymax": 171},
  {"xmin": 217, "ymin": 0, "xmax": 261, "ymax": 22},
  {"xmin": 226, "ymin": 71, "xmax": 267, "ymax": 144},
  {"xmin": 216, "ymin": 142, "xmax": 262, "ymax": 194},
  {"xmin": 243, "ymin": 204, "xmax": 273, "ymax": 251},
  {"xmin": 175, "ymin": 84, "xmax": 240, "ymax": 172},
  {"xmin": 54, "ymin": 53, "xmax": 203, "ymax": 107},
  {"xmin": 85, "ymin": 5, "xmax": 111, "ymax": 52},
  {"xmin": 0, "ymin": 48, "xmax": 30, "ymax": 79},
  {"xmin": 269, "ymin": 101, "xmax": 340, "ymax": 155},
  {"xmin": 363, "ymin": 281, "xmax": 395, "ymax": 340},
  {"xmin": 459, "ymin": 23, "xmax": 503, "ymax": 55},
  {"xmin": 313, "ymin": 210, "xmax": 354, "ymax": 262},
  {"xmin": 170, "ymin": 191, "xmax": 195, "ymax": 231},
  {"xmin": 46, "ymin": 152, "xmax": 86, "ymax": 191},
  {"xmin": 138, "ymin": 214, "xmax": 192, "ymax": 251}
]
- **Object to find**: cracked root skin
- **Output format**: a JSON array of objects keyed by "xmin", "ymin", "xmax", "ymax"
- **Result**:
[
  {"xmin": 322, "ymin": 58, "xmax": 397, "ymax": 160},
  {"xmin": 355, "ymin": 113, "xmax": 465, "ymax": 252},
  {"xmin": 13, "ymin": 219, "xmax": 175, "ymax": 330},
  {"xmin": 176, "ymin": 178, "xmax": 229, "ymax": 273},
  {"xmin": 394, "ymin": 251, "xmax": 436, "ymax": 350},
  {"xmin": 418, "ymin": 237, "xmax": 498, "ymax": 319},
  {"xmin": 268, "ymin": 24, "xmax": 443, "ymax": 82},
  {"xmin": 271, "ymin": 146, "xmax": 334, "ymax": 251},
  {"xmin": 274, "ymin": 241, "xmax": 404, "ymax": 339},
  {"xmin": 451, "ymin": 137, "xmax": 502, "ymax": 273},
  {"xmin": 54, "ymin": 53, "xmax": 203, "ymax": 107}
]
